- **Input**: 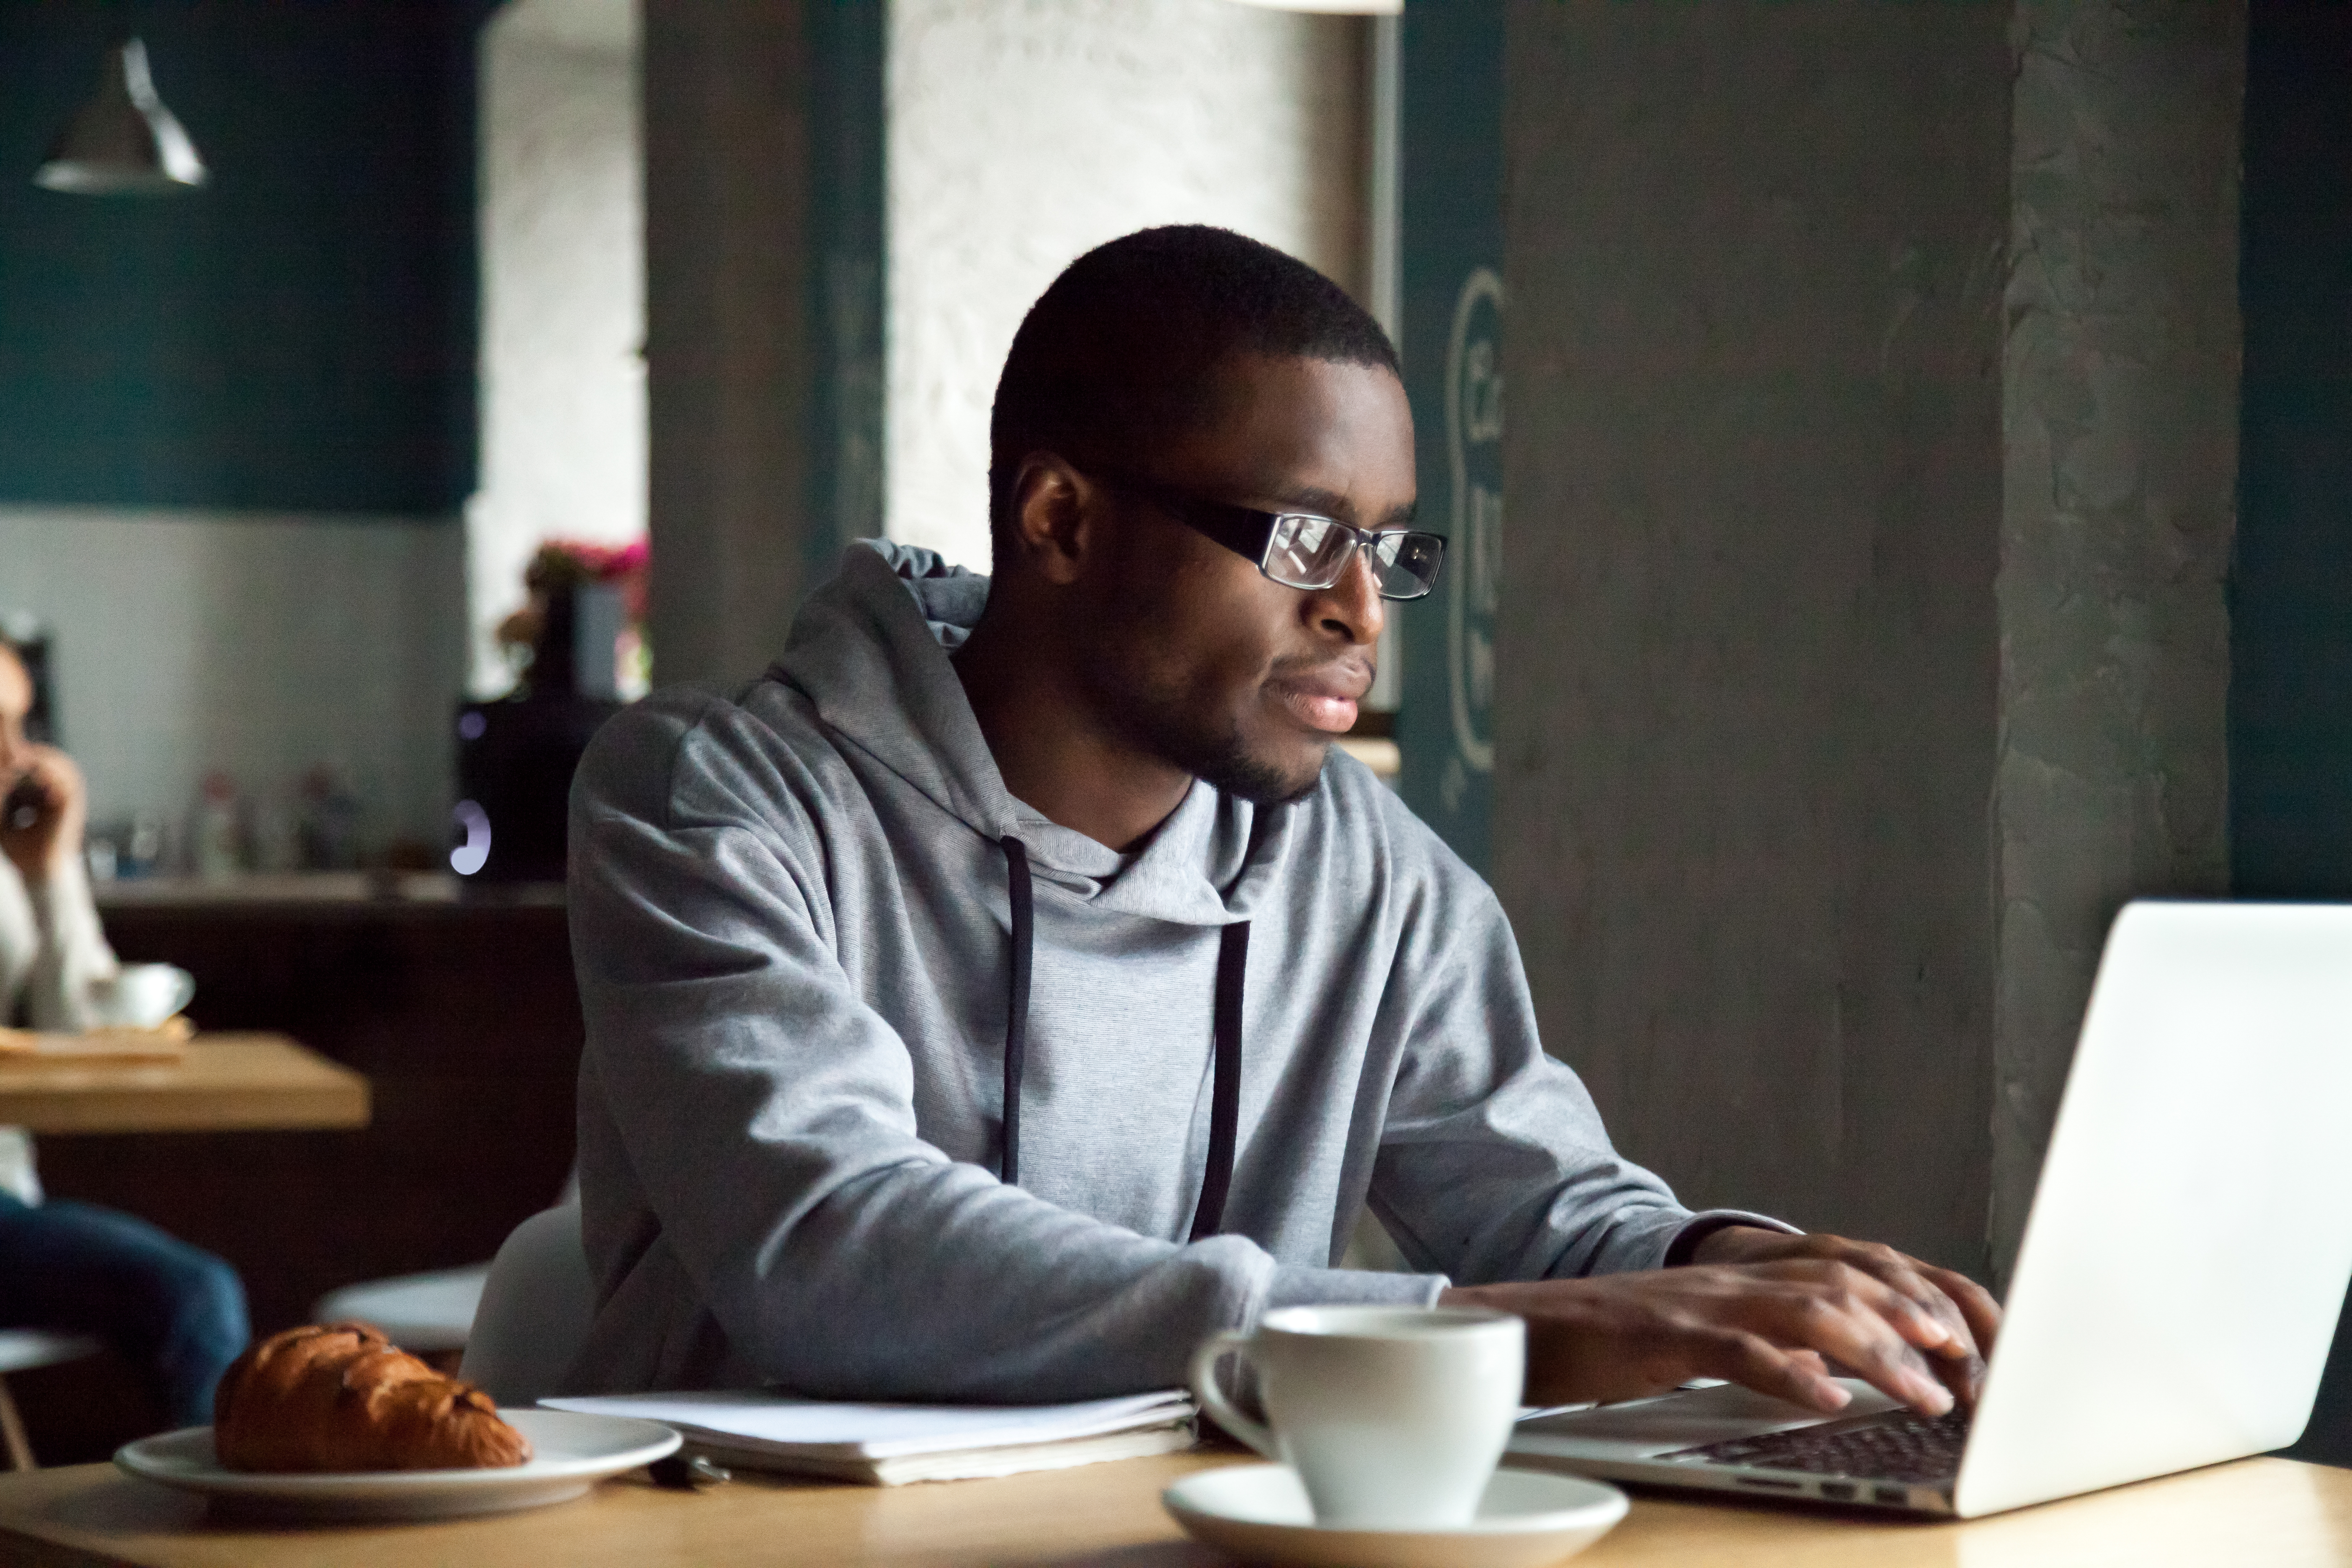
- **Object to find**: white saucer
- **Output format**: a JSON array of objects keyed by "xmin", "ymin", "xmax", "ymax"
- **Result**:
[
  {"xmin": 114, "ymin": 1408, "xmax": 681, "ymax": 1523},
  {"xmin": 1163, "ymin": 1463, "xmax": 1628, "ymax": 1568}
]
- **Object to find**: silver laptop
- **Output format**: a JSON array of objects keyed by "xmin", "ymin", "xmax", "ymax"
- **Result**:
[{"xmin": 1509, "ymin": 900, "xmax": 2352, "ymax": 1518}]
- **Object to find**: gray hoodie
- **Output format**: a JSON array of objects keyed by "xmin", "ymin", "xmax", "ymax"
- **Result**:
[{"xmin": 566, "ymin": 541, "xmax": 1770, "ymax": 1400}]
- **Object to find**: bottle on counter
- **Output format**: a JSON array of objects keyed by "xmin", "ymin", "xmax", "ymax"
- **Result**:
[
  {"xmin": 299, "ymin": 765, "xmax": 364, "ymax": 871},
  {"xmin": 193, "ymin": 771, "xmax": 245, "ymax": 881}
]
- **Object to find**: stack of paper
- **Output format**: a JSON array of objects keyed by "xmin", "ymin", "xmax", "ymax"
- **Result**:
[{"xmin": 541, "ymin": 1388, "xmax": 1196, "ymax": 1485}]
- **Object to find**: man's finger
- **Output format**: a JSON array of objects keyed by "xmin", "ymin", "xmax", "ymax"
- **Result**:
[
  {"xmin": 1701, "ymin": 1329, "xmax": 1850, "ymax": 1414},
  {"xmin": 1921, "ymin": 1264, "xmax": 2003, "ymax": 1357},
  {"xmin": 1929, "ymin": 1346, "xmax": 1986, "ymax": 1409},
  {"xmin": 1771, "ymin": 1258, "xmax": 1960, "ymax": 1360},
  {"xmin": 1750, "ymin": 1266, "xmax": 1955, "ymax": 1415},
  {"xmin": 1810, "ymin": 1243, "xmax": 1983, "ymax": 1363},
  {"xmin": 1879, "ymin": 1258, "xmax": 1999, "ymax": 1369},
  {"xmin": 1877, "ymin": 1270, "xmax": 1978, "ymax": 1365},
  {"xmin": 1784, "ymin": 1349, "xmax": 1830, "ymax": 1381}
]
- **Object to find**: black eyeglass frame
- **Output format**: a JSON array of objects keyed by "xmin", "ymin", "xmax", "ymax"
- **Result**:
[{"xmin": 1092, "ymin": 472, "xmax": 1447, "ymax": 602}]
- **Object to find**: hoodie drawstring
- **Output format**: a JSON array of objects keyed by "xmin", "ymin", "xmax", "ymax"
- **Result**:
[
  {"xmin": 1187, "ymin": 921, "xmax": 1250, "ymax": 1240},
  {"xmin": 998, "ymin": 835, "xmax": 1248, "ymax": 1238},
  {"xmin": 999, "ymin": 837, "xmax": 1035, "ymax": 1188}
]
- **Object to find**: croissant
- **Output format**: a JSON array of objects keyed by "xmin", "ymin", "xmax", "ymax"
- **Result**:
[{"xmin": 214, "ymin": 1322, "xmax": 534, "ymax": 1472}]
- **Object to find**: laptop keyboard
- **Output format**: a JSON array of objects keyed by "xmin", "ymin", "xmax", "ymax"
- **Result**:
[{"xmin": 1661, "ymin": 1408, "xmax": 1971, "ymax": 1484}]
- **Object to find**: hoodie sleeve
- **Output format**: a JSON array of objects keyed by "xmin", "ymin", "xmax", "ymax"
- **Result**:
[
  {"xmin": 1362, "ymin": 845, "xmax": 1792, "ymax": 1282},
  {"xmin": 570, "ymin": 697, "xmax": 1373, "ymax": 1402}
]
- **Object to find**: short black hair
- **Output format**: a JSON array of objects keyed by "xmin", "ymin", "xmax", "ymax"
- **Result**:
[{"xmin": 987, "ymin": 225, "xmax": 1400, "ymax": 558}]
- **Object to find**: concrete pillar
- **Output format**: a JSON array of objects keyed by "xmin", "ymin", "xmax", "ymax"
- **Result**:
[
  {"xmin": 641, "ymin": 0, "xmax": 882, "ymax": 686},
  {"xmin": 1992, "ymin": 0, "xmax": 2243, "ymax": 1271},
  {"xmin": 1496, "ymin": 0, "xmax": 2241, "ymax": 1280}
]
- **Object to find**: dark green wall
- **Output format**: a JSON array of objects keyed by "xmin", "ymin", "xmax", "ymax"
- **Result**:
[
  {"xmin": 805, "ymin": 0, "xmax": 887, "ymax": 577},
  {"xmin": 2241, "ymin": 0, "xmax": 2352, "ymax": 1474},
  {"xmin": 1394, "ymin": 0, "xmax": 1504, "ymax": 874},
  {"xmin": 2234, "ymin": 1, "xmax": 2352, "ymax": 900},
  {"xmin": 0, "ymin": 1, "xmax": 482, "ymax": 513}
]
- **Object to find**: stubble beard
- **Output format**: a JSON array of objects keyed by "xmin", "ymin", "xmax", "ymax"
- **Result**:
[{"xmin": 1084, "ymin": 658, "xmax": 1327, "ymax": 808}]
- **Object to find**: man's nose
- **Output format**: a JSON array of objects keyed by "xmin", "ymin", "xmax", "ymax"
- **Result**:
[{"xmin": 1310, "ymin": 548, "xmax": 1386, "ymax": 648}]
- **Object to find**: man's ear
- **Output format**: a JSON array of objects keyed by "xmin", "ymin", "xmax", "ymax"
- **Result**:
[{"xmin": 1006, "ymin": 454, "xmax": 1102, "ymax": 587}]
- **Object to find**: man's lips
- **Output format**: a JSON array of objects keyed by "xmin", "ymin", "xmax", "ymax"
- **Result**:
[{"xmin": 1268, "ymin": 662, "xmax": 1373, "ymax": 735}]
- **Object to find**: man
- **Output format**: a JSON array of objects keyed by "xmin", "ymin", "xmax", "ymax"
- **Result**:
[
  {"xmin": 568, "ymin": 227, "xmax": 1998, "ymax": 1417},
  {"xmin": 0, "ymin": 638, "xmax": 250, "ymax": 1430}
]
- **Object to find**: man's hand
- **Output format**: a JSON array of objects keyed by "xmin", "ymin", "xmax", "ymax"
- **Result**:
[
  {"xmin": 0, "ymin": 745, "xmax": 88, "ymax": 884},
  {"xmin": 1439, "ymin": 1229, "xmax": 2001, "ymax": 1419},
  {"xmin": 1689, "ymin": 1227, "xmax": 2000, "ymax": 1411}
]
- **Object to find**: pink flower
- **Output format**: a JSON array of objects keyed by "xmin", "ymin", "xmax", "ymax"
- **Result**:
[{"xmin": 524, "ymin": 538, "xmax": 651, "ymax": 622}]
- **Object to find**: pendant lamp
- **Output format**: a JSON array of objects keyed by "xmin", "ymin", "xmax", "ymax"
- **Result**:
[{"xmin": 33, "ymin": 37, "xmax": 208, "ymax": 195}]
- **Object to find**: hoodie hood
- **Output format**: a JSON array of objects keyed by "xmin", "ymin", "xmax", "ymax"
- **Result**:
[{"xmin": 772, "ymin": 540, "xmax": 1289, "ymax": 925}]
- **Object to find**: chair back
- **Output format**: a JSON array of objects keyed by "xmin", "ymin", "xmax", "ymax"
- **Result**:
[
  {"xmin": 313, "ymin": 1265, "xmax": 489, "ymax": 1354},
  {"xmin": 0, "ymin": 1330, "xmax": 102, "ymax": 1377},
  {"xmin": 459, "ymin": 1202, "xmax": 594, "ymax": 1406},
  {"xmin": 0, "ymin": 1330, "xmax": 103, "ymax": 1471}
]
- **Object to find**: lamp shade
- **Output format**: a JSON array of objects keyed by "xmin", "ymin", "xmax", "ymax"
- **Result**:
[{"xmin": 33, "ymin": 37, "xmax": 207, "ymax": 195}]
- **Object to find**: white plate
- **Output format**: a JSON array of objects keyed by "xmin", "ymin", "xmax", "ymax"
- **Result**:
[
  {"xmin": 1164, "ymin": 1463, "xmax": 1628, "ymax": 1568},
  {"xmin": 114, "ymin": 1408, "xmax": 681, "ymax": 1523}
]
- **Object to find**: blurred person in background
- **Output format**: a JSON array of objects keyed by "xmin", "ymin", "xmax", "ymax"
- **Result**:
[{"xmin": 0, "ymin": 637, "xmax": 249, "ymax": 1430}]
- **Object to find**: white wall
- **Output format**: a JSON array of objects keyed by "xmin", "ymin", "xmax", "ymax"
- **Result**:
[
  {"xmin": 886, "ymin": 0, "xmax": 1367, "ymax": 570},
  {"xmin": 0, "ymin": 506, "xmax": 466, "ymax": 854},
  {"xmin": 468, "ymin": 0, "xmax": 645, "ymax": 696}
]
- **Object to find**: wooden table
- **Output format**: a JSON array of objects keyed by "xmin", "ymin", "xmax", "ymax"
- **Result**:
[
  {"xmin": 0, "ymin": 1450, "xmax": 2346, "ymax": 1567},
  {"xmin": 0, "ymin": 1034, "xmax": 369, "ymax": 1135},
  {"xmin": 72, "ymin": 880, "xmax": 577, "ymax": 1337}
]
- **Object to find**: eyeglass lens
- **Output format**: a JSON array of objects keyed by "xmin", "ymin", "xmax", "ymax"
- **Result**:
[{"xmin": 1266, "ymin": 515, "xmax": 1444, "ymax": 601}]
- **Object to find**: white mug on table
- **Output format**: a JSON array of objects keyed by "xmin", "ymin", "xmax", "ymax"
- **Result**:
[
  {"xmin": 1189, "ymin": 1304, "xmax": 1525, "ymax": 1529},
  {"xmin": 86, "ymin": 963, "xmax": 196, "ymax": 1030}
]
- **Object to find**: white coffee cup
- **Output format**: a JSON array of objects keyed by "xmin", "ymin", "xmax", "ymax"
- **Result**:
[
  {"xmin": 86, "ymin": 963, "xmax": 196, "ymax": 1030},
  {"xmin": 1189, "ymin": 1304, "xmax": 1525, "ymax": 1529}
]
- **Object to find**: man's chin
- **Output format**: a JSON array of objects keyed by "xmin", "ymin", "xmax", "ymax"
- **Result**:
[
  {"xmin": 1195, "ymin": 735, "xmax": 1329, "ymax": 807},
  {"xmin": 1105, "ymin": 689, "xmax": 1331, "ymax": 807}
]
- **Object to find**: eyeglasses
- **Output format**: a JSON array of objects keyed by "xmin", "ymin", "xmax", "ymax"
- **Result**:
[{"xmin": 1097, "ymin": 473, "xmax": 1447, "ymax": 602}]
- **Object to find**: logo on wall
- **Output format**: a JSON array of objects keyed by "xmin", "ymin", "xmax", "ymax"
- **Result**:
[{"xmin": 1442, "ymin": 267, "xmax": 1504, "ymax": 812}]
